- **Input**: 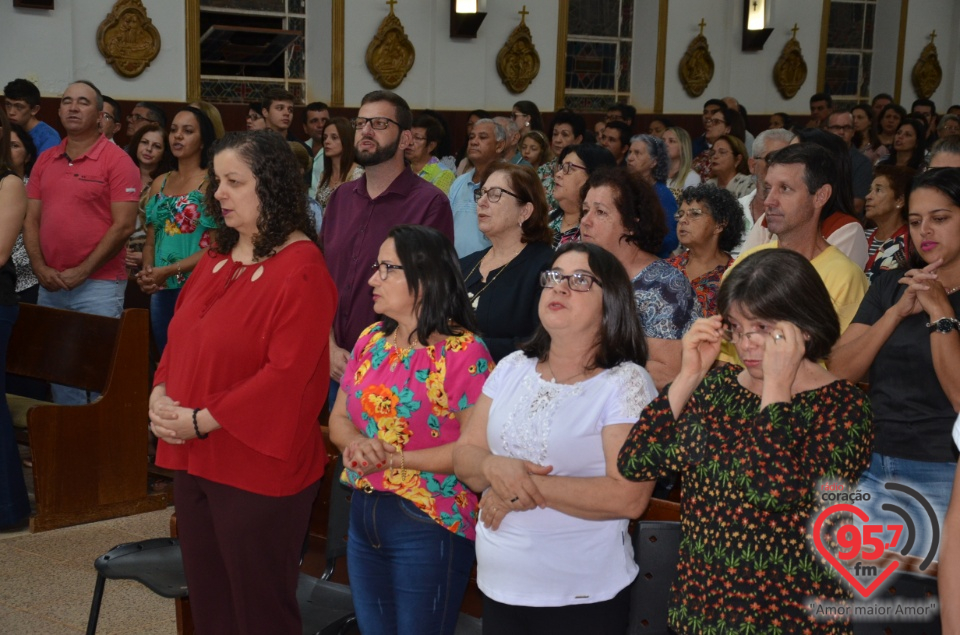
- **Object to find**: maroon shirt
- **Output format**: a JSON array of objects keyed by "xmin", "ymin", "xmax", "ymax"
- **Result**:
[{"xmin": 321, "ymin": 168, "xmax": 454, "ymax": 351}]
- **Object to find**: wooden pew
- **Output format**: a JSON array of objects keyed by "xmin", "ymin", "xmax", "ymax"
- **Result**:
[{"xmin": 6, "ymin": 303, "xmax": 168, "ymax": 532}]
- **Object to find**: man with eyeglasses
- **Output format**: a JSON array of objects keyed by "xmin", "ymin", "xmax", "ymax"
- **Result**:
[
  {"xmin": 826, "ymin": 109, "xmax": 871, "ymax": 216},
  {"xmin": 100, "ymin": 96, "xmax": 122, "ymax": 143},
  {"xmin": 691, "ymin": 98, "xmax": 726, "ymax": 158},
  {"xmin": 320, "ymin": 90, "xmax": 453, "ymax": 401},
  {"xmin": 448, "ymin": 118, "xmax": 506, "ymax": 257},
  {"xmin": 911, "ymin": 98, "xmax": 939, "ymax": 149},
  {"xmin": 3, "ymin": 78, "xmax": 60, "ymax": 154},
  {"xmin": 125, "ymin": 101, "xmax": 165, "ymax": 138}
]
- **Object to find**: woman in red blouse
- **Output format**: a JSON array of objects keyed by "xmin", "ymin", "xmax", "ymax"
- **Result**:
[{"xmin": 148, "ymin": 130, "xmax": 336, "ymax": 635}]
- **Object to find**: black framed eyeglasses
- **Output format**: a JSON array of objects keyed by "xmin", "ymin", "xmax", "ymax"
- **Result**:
[
  {"xmin": 539, "ymin": 269, "xmax": 602, "ymax": 292},
  {"xmin": 555, "ymin": 162, "xmax": 588, "ymax": 176},
  {"xmin": 474, "ymin": 187, "xmax": 522, "ymax": 203},
  {"xmin": 350, "ymin": 116, "xmax": 400, "ymax": 131},
  {"xmin": 127, "ymin": 113, "xmax": 156, "ymax": 124},
  {"xmin": 371, "ymin": 261, "xmax": 404, "ymax": 280}
]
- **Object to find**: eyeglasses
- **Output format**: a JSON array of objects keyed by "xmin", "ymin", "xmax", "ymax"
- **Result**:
[
  {"xmin": 101, "ymin": 112, "xmax": 116, "ymax": 122},
  {"xmin": 540, "ymin": 269, "xmax": 602, "ymax": 292},
  {"xmin": 411, "ymin": 134, "xmax": 427, "ymax": 143},
  {"xmin": 721, "ymin": 327, "xmax": 770, "ymax": 345},
  {"xmin": 350, "ymin": 116, "xmax": 400, "ymax": 131},
  {"xmin": 474, "ymin": 186, "xmax": 522, "ymax": 203},
  {"xmin": 371, "ymin": 261, "xmax": 404, "ymax": 280},
  {"xmin": 827, "ymin": 125, "xmax": 854, "ymax": 132},
  {"xmin": 674, "ymin": 207, "xmax": 707, "ymax": 221},
  {"xmin": 555, "ymin": 162, "xmax": 588, "ymax": 176},
  {"xmin": 705, "ymin": 117, "xmax": 726, "ymax": 126},
  {"xmin": 246, "ymin": 113, "xmax": 263, "ymax": 121},
  {"xmin": 127, "ymin": 113, "xmax": 157, "ymax": 124}
]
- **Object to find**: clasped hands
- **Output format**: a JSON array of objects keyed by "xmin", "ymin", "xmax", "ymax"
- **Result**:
[
  {"xmin": 478, "ymin": 455, "xmax": 553, "ymax": 530},
  {"xmin": 149, "ymin": 395, "xmax": 200, "ymax": 444},
  {"xmin": 136, "ymin": 264, "xmax": 169, "ymax": 295},
  {"xmin": 895, "ymin": 259, "xmax": 953, "ymax": 319},
  {"xmin": 342, "ymin": 437, "xmax": 398, "ymax": 476}
]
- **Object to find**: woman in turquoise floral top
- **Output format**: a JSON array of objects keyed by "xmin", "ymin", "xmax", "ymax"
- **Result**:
[
  {"xmin": 137, "ymin": 107, "xmax": 217, "ymax": 354},
  {"xmin": 330, "ymin": 225, "xmax": 493, "ymax": 635}
]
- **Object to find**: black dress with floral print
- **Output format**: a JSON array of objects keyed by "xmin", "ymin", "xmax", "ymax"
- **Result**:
[{"xmin": 618, "ymin": 365, "xmax": 873, "ymax": 635}]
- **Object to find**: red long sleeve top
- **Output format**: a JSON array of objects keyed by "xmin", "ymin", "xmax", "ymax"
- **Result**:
[{"xmin": 155, "ymin": 241, "xmax": 337, "ymax": 496}]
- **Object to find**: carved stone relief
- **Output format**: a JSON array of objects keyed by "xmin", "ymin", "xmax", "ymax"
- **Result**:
[
  {"xmin": 365, "ymin": 0, "xmax": 415, "ymax": 90},
  {"xmin": 496, "ymin": 5, "xmax": 540, "ymax": 94},
  {"xmin": 679, "ymin": 19, "xmax": 714, "ymax": 98},
  {"xmin": 773, "ymin": 25, "xmax": 807, "ymax": 99},
  {"xmin": 96, "ymin": 0, "xmax": 161, "ymax": 78},
  {"xmin": 912, "ymin": 31, "xmax": 942, "ymax": 100}
]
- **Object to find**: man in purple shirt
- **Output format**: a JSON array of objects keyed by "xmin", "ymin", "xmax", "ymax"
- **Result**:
[{"xmin": 321, "ymin": 90, "xmax": 454, "ymax": 391}]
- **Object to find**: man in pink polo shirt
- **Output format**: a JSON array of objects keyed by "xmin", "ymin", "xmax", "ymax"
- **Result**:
[{"xmin": 23, "ymin": 80, "xmax": 140, "ymax": 404}]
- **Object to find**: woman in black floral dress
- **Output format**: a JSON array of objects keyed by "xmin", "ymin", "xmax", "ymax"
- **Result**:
[{"xmin": 619, "ymin": 249, "xmax": 873, "ymax": 634}]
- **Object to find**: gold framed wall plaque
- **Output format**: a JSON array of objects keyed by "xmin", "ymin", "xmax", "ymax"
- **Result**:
[
  {"xmin": 773, "ymin": 24, "xmax": 807, "ymax": 99},
  {"xmin": 496, "ymin": 5, "xmax": 540, "ymax": 94},
  {"xmin": 365, "ymin": 0, "xmax": 415, "ymax": 90},
  {"xmin": 679, "ymin": 19, "xmax": 714, "ymax": 98},
  {"xmin": 911, "ymin": 31, "xmax": 942, "ymax": 100},
  {"xmin": 96, "ymin": 0, "xmax": 161, "ymax": 78}
]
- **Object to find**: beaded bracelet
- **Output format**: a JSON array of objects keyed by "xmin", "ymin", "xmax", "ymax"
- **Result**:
[{"xmin": 192, "ymin": 408, "xmax": 208, "ymax": 440}]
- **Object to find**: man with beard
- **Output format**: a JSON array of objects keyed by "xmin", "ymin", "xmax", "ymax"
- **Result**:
[{"xmin": 320, "ymin": 90, "xmax": 454, "ymax": 403}]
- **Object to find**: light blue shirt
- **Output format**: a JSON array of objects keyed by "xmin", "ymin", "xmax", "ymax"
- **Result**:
[
  {"xmin": 448, "ymin": 170, "xmax": 491, "ymax": 258},
  {"xmin": 305, "ymin": 138, "xmax": 325, "ymax": 199}
]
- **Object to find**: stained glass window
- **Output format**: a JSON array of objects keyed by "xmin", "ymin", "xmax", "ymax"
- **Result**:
[
  {"xmin": 564, "ymin": 0, "xmax": 633, "ymax": 112},
  {"xmin": 199, "ymin": 0, "xmax": 306, "ymax": 104},
  {"xmin": 824, "ymin": 0, "xmax": 876, "ymax": 104}
]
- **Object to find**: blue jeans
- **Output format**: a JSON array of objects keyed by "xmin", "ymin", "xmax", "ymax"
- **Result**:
[
  {"xmin": 38, "ymin": 278, "xmax": 125, "ymax": 405},
  {"xmin": 347, "ymin": 489, "xmax": 475, "ymax": 635},
  {"xmin": 856, "ymin": 452, "xmax": 956, "ymax": 560},
  {"xmin": 150, "ymin": 288, "xmax": 181, "ymax": 356},
  {"xmin": 0, "ymin": 304, "xmax": 28, "ymax": 527}
]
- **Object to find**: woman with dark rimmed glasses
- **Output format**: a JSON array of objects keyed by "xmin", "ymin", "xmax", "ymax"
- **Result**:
[{"xmin": 455, "ymin": 242, "xmax": 657, "ymax": 635}]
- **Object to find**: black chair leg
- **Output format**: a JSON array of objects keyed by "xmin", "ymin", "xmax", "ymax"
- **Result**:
[{"xmin": 85, "ymin": 573, "xmax": 106, "ymax": 635}]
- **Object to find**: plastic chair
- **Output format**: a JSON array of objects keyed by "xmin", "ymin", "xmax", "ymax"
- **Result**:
[
  {"xmin": 626, "ymin": 520, "xmax": 682, "ymax": 635},
  {"xmin": 85, "ymin": 457, "xmax": 357, "ymax": 635}
]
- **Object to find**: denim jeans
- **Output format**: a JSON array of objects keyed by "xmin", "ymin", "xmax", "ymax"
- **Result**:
[
  {"xmin": 856, "ymin": 452, "xmax": 956, "ymax": 560},
  {"xmin": 38, "ymin": 278, "xmax": 125, "ymax": 404},
  {"xmin": 150, "ymin": 288, "xmax": 181, "ymax": 356},
  {"xmin": 347, "ymin": 489, "xmax": 475, "ymax": 635},
  {"xmin": 0, "ymin": 304, "xmax": 29, "ymax": 527}
]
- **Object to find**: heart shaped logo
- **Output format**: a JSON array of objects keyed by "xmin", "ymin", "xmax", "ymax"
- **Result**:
[{"xmin": 812, "ymin": 503, "xmax": 901, "ymax": 597}]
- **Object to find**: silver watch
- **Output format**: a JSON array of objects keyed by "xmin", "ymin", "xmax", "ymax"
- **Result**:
[{"xmin": 926, "ymin": 317, "xmax": 960, "ymax": 334}]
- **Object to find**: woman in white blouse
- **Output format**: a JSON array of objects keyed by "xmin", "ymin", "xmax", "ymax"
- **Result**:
[{"xmin": 454, "ymin": 242, "xmax": 656, "ymax": 635}]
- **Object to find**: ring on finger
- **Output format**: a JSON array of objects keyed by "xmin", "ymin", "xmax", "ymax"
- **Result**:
[
  {"xmin": 510, "ymin": 496, "xmax": 520, "ymax": 503},
  {"xmin": 773, "ymin": 333, "xmax": 784, "ymax": 341}
]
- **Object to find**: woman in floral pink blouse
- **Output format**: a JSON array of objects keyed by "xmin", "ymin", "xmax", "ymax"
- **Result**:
[{"xmin": 329, "ymin": 224, "xmax": 493, "ymax": 635}]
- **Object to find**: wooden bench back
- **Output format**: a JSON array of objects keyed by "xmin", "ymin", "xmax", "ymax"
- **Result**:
[{"xmin": 7, "ymin": 303, "xmax": 121, "ymax": 392}]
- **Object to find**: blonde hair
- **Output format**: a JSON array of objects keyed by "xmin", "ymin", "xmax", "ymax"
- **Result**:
[{"xmin": 665, "ymin": 126, "xmax": 694, "ymax": 188}]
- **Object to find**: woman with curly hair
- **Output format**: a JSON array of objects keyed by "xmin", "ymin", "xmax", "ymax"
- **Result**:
[
  {"xmin": 330, "ymin": 224, "xmax": 493, "ymax": 635},
  {"xmin": 579, "ymin": 167, "xmax": 700, "ymax": 389},
  {"xmin": 875, "ymin": 103, "xmax": 907, "ymax": 150},
  {"xmin": 137, "ymin": 106, "xmax": 218, "ymax": 354},
  {"xmin": 148, "ymin": 130, "xmax": 337, "ymax": 634},
  {"xmin": 667, "ymin": 184, "xmax": 746, "ymax": 316}
]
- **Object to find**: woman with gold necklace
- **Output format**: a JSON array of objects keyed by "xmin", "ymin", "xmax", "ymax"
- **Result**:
[
  {"xmin": 460, "ymin": 163, "xmax": 554, "ymax": 361},
  {"xmin": 329, "ymin": 224, "xmax": 494, "ymax": 635}
]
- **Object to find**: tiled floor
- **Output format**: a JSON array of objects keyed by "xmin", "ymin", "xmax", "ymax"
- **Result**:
[{"xmin": 0, "ymin": 510, "xmax": 178, "ymax": 634}]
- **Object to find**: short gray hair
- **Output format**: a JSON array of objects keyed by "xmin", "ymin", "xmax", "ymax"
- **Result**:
[
  {"xmin": 494, "ymin": 116, "xmax": 520, "ymax": 139},
  {"xmin": 474, "ymin": 118, "xmax": 506, "ymax": 143},
  {"xmin": 753, "ymin": 128, "xmax": 795, "ymax": 159}
]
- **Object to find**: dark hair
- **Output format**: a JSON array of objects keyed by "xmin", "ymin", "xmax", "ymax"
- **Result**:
[
  {"xmin": 603, "ymin": 121, "xmax": 632, "ymax": 146},
  {"xmin": 3, "ymin": 78, "xmax": 41, "ymax": 107},
  {"xmin": 766, "ymin": 143, "xmax": 836, "ymax": 216},
  {"xmin": 319, "ymin": 117, "xmax": 357, "ymax": 189},
  {"xmin": 911, "ymin": 98, "xmax": 937, "ymax": 115},
  {"xmin": 771, "ymin": 112, "xmax": 793, "ymax": 130},
  {"xmin": 304, "ymin": 101, "xmax": 329, "ymax": 124},
  {"xmin": 485, "ymin": 163, "xmax": 552, "ymax": 245},
  {"xmin": 126, "ymin": 122, "xmax": 174, "ymax": 178},
  {"xmin": 850, "ymin": 104, "xmax": 880, "ymax": 149},
  {"xmin": 467, "ymin": 109, "xmax": 493, "ymax": 123},
  {"xmin": 703, "ymin": 98, "xmax": 726, "ymax": 111},
  {"xmin": 134, "ymin": 101, "xmax": 167, "ymax": 129},
  {"xmin": 519, "ymin": 130, "xmax": 553, "ymax": 167},
  {"xmin": 876, "ymin": 103, "xmax": 907, "ymax": 137},
  {"xmin": 174, "ymin": 106, "xmax": 217, "ymax": 169},
  {"xmin": 678, "ymin": 183, "xmax": 747, "ymax": 253},
  {"xmin": 792, "ymin": 128, "xmax": 855, "ymax": 217},
  {"xmin": 558, "ymin": 143, "xmax": 617, "ymax": 174},
  {"xmin": 513, "ymin": 100, "xmax": 544, "ymax": 131},
  {"xmin": 810, "ymin": 92, "xmax": 833, "ymax": 108},
  {"xmin": 248, "ymin": 102, "xmax": 263, "ymax": 114},
  {"xmin": 7, "ymin": 121, "xmax": 37, "ymax": 177},
  {"xmin": 724, "ymin": 108, "xmax": 747, "ymax": 143},
  {"xmin": 0, "ymin": 109, "xmax": 12, "ymax": 173},
  {"xmin": 649, "ymin": 116, "xmax": 675, "ymax": 129},
  {"xmin": 907, "ymin": 168, "xmax": 960, "ymax": 268},
  {"xmin": 102, "ymin": 95, "xmax": 122, "ymax": 122},
  {"xmin": 713, "ymin": 134, "xmax": 750, "ymax": 177},
  {"xmin": 361, "ymin": 90, "xmax": 412, "ymax": 130},
  {"xmin": 521, "ymin": 242, "xmax": 648, "ymax": 368},
  {"xmin": 382, "ymin": 224, "xmax": 479, "ymax": 346},
  {"xmin": 582, "ymin": 167, "xmax": 666, "ymax": 255},
  {"xmin": 206, "ymin": 130, "xmax": 317, "ymax": 259},
  {"xmin": 718, "ymin": 249, "xmax": 839, "ymax": 361},
  {"xmin": 262, "ymin": 87, "xmax": 295, "ymax": 111},
  {"xmin": 550, "ymin": 111, "xmax": 586, "ymax": 141},
  {"xmin": 880, "ymin": 118, "xmax": 927, "ymax": 170},
  {"xmin": 629, "ymin": 134, "xmax": 669, "ymax": 182},
  {"xmin": 872, "ymin": 93, "xmax": 894, "ymax": 106},
  {"xmin": 412, "ymin": 114, "xmax": 445, "ymax": 156},
  {"xmin": 608, "ymin": 103, "xmax": 637, "ymax": 122},
  {"xmin": 422, "ymin": 109, "xmax": 453, "ymax": 158},
  {"xmin": 871, "ymin": 164, "xmax": 916, "ymax": 221}
]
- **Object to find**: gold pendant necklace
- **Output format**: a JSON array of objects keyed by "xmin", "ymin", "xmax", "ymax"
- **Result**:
[{"xmin": 465, "ymin": 246, "xmax": 523, "ymax": 309}]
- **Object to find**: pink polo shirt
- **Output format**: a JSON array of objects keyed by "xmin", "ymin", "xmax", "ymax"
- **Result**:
[{"xmin": 27, "ymin": 135, "xmax": 141, "ymax": 281}]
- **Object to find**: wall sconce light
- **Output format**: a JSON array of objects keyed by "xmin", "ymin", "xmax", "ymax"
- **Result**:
[
  {"xmin": 742, "ymin": 0, "xmax": 773, "ymax": 51},
  {"xmin": 450, "ymin": 0, "xmax": 487, "ymax": 39}
]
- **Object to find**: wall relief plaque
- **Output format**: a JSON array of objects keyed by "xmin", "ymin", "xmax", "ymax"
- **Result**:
[
  {"xmin": 496, "ymin": 5, "xmax": 540, "ymax": 94},
  {"xmin": 773, "ymin": 25, "xmax": 807, "ymax": 99},
  {"xmin": 96, "ymin": 0, "xmax": 161, "ymax": 78},
  {"xmin": 911, "ymin": 31, "xmax": 942, "ymax": 100},
  {"xmin": 365, "ymin": 0, "xmax": 415, "ymax": 90},
  {"xmin": 679, "ymin": 19, "xmax": 714, "ymax": 98}
]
